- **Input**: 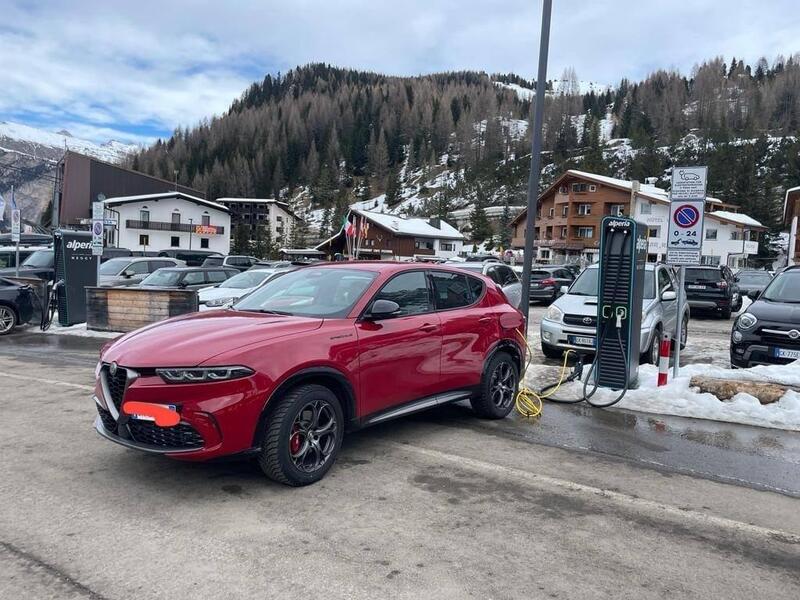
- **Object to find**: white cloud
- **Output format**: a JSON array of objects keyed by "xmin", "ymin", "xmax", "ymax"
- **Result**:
[{"xmin": 1, "ymin": 0, "xmax": 798, "ymax": 143}]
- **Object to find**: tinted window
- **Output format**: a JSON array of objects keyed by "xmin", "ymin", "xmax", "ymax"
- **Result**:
[
  {"xmin": 737, "ymin": 271, "xmax": 772, "ymax": 284},
  {"xmin": 486, "ymin": 266, "xmax": 503, "ymax": 285},
  {"xmin": 183, "ymin": 272, "xmax": 206, "ymax": 285},
  {"xmin": 150, "ymin": 260, "xmax": 175, "ymax": 271},
  {"xmin": 373, "ymin": 271, "xmax": 431, "ymax": 316},
  {"xmin": 207, "ymin": 270, "xmax": 229, "ymax": 283},
  {"xmin": 762, "ymin": 272, "xmax": 800, "ymax": 302},
  {"xmin": 497, "ymin": 266, "xmax": 518, "ymax": 286},
  {"xmin": 686, "ymin": 268, "xmax": 722, "ymax": 282},
  {"xmin": 430, "ymin": 272, "xmax": 472, "ymax": 310},
  {"xmin": 467, "ymin": 276, "xmax": 485, "ymax": 303},
  {"xmin": 530, "ymin": 270, "xmax": 552, "ymax": 281}
]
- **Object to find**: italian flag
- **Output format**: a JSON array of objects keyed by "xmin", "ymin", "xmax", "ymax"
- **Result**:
[{"xmin": 343, "ymin": 214, "xmax": 355, "ymax": 237}]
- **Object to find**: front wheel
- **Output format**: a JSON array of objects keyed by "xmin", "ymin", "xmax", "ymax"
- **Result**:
[
  {"xmin": 0, "ymin": 305, "xmax": 17, "ymax": 335},
  {"xmin": 471, "ymin": 352, "xmax": 519, "ymax": 419},
  {"xmin": 642, "ymin": 326, "xmax": 661, "ymax": 365},
  {"xmin": 258, "ymin": 384, "xmax": 344, "ymax": 486}
]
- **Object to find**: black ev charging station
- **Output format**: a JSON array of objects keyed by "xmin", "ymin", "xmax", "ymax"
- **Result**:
[
  {"xmin": 52, "ymin": 230, "xmax": 97, "ymax": 327},
  {"xmin": 592, "ymin": 216, "xmax": 648, "ymax": 392}
]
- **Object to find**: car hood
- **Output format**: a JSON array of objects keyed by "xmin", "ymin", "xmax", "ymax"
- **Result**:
[
  {"xmin": 553, "ymin": 293, "xmax": 657, "ymax": 316},
  {"xmin": 746, "ymin": 300, "xmax": 800, "ymax": 325},
  {"xmin": 102, "ymin": 310, "xmax": 324, "ymax": 368},
  {"xmin": 198, "ymin": 286, "xmax": 253, "ymax": 302}
]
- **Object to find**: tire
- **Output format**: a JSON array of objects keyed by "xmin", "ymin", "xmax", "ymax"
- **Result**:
[
  {"xmin": 679, "ymin": 316, "xmax": 688, "ymax": 350},
  {"xmin": 720, "ymin": 306, "xmax": 732, "ymax": 319},
  {"xmin": 471, "ymin": 352, "xmax": 519, "ymax": 419},
  {"xmin": 732, "ymin": 293, "xmax": 743, "ymax": 312},
  {"xmin": 0, "ymin": 305, "xmax": 17, "ymax": 335},
  {"xmin": 541, "ymin": 343, "xmax": 563, "ymax": 360},
  {"xmin": 257, "ymin": 384, "xmax": 344, "ymax": 486},
  {"xmin": 642, "ymin": 326, "xmax": 661, "ymax": 365}
]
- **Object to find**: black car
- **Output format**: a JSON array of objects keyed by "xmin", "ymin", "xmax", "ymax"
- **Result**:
[
  {"xmin": 683, "ymin": 265, "xmax": 742, "ymax": 319},
  {"xmin": 731, "ymin": 266, "xmax": 800, "ymax": 368},
  {"xmin": 0, "ymin": 277, "xmax": 37, "ymax": 335},
  {"xmin": 528, "ymin": 266, "xmax": 575, "ymax": 304},
  {"xmin": 0, "ymin": 248, "xmax": 55, "ymax": 282},
  {"xmin": 156, "ymin": 249, "xmax": 224, "ymax": 267},
  {"xmin": 735, "ymin": 270, "xmax": 773, "ymax": 297},
  {"xmin": 138, "ymin": 267, "xmax": 239, "ymax": 290}
]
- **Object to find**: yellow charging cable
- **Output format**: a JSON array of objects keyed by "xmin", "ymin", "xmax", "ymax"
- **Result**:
[{"xmin": 514, "ymin": 329, "xmax": 574, "ymax": 418}]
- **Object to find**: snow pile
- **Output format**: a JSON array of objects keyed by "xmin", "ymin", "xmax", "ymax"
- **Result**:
[
  {"xmin": 37, "ymin": 320, "xmax": 119, "ymax": 339},
  {"xmin": 526, "ymin": 361, "xmax": 800, "ymax": 431}
]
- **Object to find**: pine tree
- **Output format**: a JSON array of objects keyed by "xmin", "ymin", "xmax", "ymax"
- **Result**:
[
  {"xmin": 498, "ymin": 202, "xmax": 512, "ymax": 250},
  {"xmin": 385, "ymin": 168, "xmax": 402, "ymax": 205},
  {"xmin": 232, "ymin": 223, "xmax": 250, "ymax": 254},
  {"xmin": 469, "ymin": 203, "xmax": 491, "ymax": 245},
  {"xmin": 579, "ymin": 117, "xmax": 608, "ymax": 175}
]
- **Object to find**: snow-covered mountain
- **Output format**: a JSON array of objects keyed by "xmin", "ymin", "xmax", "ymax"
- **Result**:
[{"xmin": 0, "ymin": 121, "xmax": 139, "ymax": 226}]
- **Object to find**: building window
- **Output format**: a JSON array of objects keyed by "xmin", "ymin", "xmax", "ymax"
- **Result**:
[
  {"xmin": 560, "ymin": 226, "xmax": 568, "ymax": 238},
  {"xmin": 558, "ymin": 185, "xmax": 568, "ymax": 194},
  {"xmin": 140, "ymin": 209, "xmax": 150, "ymax": 223},
  {"xmin": 648, "ymin": 227, "xmax": 660, "ymax": 238},
  {"xmin": 139, "ymin": 234, "xmax": 149, "ymax": 246},
  {"xmin": 541, "ymin": 249, "xmax": 551, "ymax": 259},
  {"xmin": 572, "ymin": 183, "xmax": 595, "ymax": 193},
  {"xmin": 561, "ymin": 205, "xmax": 568, "ymax": 217},
  {"xmin": 172, "ymin": 212, "xmax": 181, "ymax": 225},
  {"xmin": 639, "ymin": 202, "xmax": 652, "ymax": 215},
  {"xmin": 610, "ymin": 204, "xmax": 625, "ymax": 216},
  {"xmin": 415, "ymin": 238, "xmax": 434, "ymax": 250},
  {"xmin": 200, "ymin": 238, "xmax": 209, "ymax": 249},
  {"xmin": 577, "ymin": 227, "xmax": 594, "ymax": 238},
  {"xmin": 202, "ymin": 214, "xmax": 210, "ymax": 226},
  {"xmin": 171, "ymin": 236, "xmax": 180, "ymax": 247},
  {"xmin": 548, "ymin": 207, "xmax": 555, "ymax": 217},
  {"xmin": 577, "ymin": 204, "xmax": 592, "ymax": 216},
  {"xmin": 440, "ymin": 242, "xmax": 455, "ymax": 251},
  {"xmin": 705, "ymin": 229, "xmax": 718, "ymax": 240},
  {"xmin": 701, "ymin": 255, "xmax": 721, "ymax": 266},
  {"xmin": 730, "ymin": 231, "xmax": 740, "ymax": 241}
]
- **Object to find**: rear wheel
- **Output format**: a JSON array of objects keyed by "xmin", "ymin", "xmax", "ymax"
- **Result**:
[
  {"xmin": 0, "ymin": 305, "xmax": 17, "ymax": 335},
  {"xmin": 680, "ymin": 315, "xmax": 688, "ymax": 349},
  {"xmin": 258, "ymin": 384, "xmax": 343, "ymax": 486},
  {"xmin": 471, "ymin": 352, "xmax": 519, "ymax": 419}
]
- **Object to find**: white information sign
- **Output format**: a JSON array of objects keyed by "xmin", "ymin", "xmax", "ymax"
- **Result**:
[
  {"xmin": 11, "ymin": 209, "xmax": 21, "ymax": 243},
  {"xmin": 670, "ymin": 166, "xmax": 708, "ymax": 201},
  {"xmin": 92, "ymin": 202, "xmax": 104, "ymax": 256}
]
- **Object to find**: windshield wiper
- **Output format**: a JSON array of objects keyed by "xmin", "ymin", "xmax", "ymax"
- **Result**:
[{"xmin": 246, "ymin": 309, "xmax": 293, "ymax": 315}]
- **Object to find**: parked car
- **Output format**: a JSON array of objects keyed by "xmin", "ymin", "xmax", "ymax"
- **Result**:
[
  {"xmin": 734, "ymin": 269, "xmax": 773, "ymax": 298},
  {"xmin": 683, "ymin": 265, "xmax": 742, "ymax": 319},
  {"xmin": 0, "ymin": 245, "xmax": 51, "ymax": 270},
  {"xmin": 198, "ymin": 267, "xmax": 296, "ymax": 309},
  {"xmin": 155, "ymin": 249, "xmax": 224, "ymax": 267},
  {"xmin": 98, "ymin": 257, "xmax": 185, "ymax": 287},
  {"xmin": 101, "ymin": 247, "xmax": 133, "ymax": 262},
  {"xmin": 137, "ymin": 267, "xmax": 238, "ymax": 290},
  {"xmin": 540, "ymin": 263, "xmax": 690, "ymax": 363},
  {"xmin": 249, "ymin": 260, "xmax": 294, "ymax": 270},
  {"xmin": 520, "ymin": 265, "xmax": 575, "ymax": 305},
  {"xmin": 201, "ymin": 255, "xmax": 260, "ymax": 272},
  {"xmin": 731, "ymin": 266, "xmax": 800, "ymax": 368},
  {"xmin": 449, "ymin": 262, "xmax": 522, "ymax": 307},
  {"xmin": 93, "ymin": 263, "xmax": 525, "ymax": 486},
  {"xmin": 0, "ymin": 277, "xmax": 37, "ymax": 335},
  {"xmin": 0, "ymin": 248, "xmax": 54, "ymax": 282}
]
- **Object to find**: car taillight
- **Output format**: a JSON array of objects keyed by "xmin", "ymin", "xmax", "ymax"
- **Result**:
[
  {"xmin": 540, "ymin": 278, "xmax": 556, "ymax": 286},
  {"xmin": 717, "ymin": 281, "xmax": 728, "ymax": 289}
]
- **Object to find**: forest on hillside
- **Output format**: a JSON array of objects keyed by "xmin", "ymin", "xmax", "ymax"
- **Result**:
[{"xmin": 129, "ymin": 57, "xmax": 800, "ymax": 251}]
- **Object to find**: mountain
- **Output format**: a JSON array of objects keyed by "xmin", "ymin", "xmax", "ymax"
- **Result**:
[
  {"xmin": 0, "ymin": 121, "xmax": 138, "ymax": 226},
  {"xmin": 129, "ymin": 59, "xmax": 800, "ymax": 253}
]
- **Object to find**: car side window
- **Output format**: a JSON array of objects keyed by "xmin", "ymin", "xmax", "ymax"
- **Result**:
[
  {"xmin": 467, "ymin": 276, "xmax": 485, "ymax": 303},
  {"xmin": 498, "ymin": 266, "xmax": 518, "ymax": 285},
  {"xmin": 183, "ymin": 272, "xmax": 205, "ymax": 285},
  {"xmin": 207, "ymin": 270, "xmax": 229, "ymax": 283},
  {"xmin": 486, "ymin": 266, "xmax": 503, "ymax": 285},
  {"xmin": 372, "ymin": 271, "xmax": 432, "ymax": 316},
  {"xmin": 126, "ymin": 261, "xmax": 149, "ymax": 275},
  {"xmin": 430, "ymin": 272, "xmax": 473, "ymax": 310},
  {"xmin": 657, "ymin": 268, "xmax": 672, "ymax": 293}
]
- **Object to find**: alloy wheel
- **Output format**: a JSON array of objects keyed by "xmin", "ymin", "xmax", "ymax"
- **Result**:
[
  {"xmin": 289, "ymin": 400, "xmax": 338, "ymax": 473},
  {"xmin": 681, "ymin": 318, "xmax": 688, "ymax": 346},
  {"xmin": 490, "ymin": 362, "xmax": 517, "ymax": 409},
  {"xmin": 0, "ymin": 306, "xmax": 15, "ymax": 334}
]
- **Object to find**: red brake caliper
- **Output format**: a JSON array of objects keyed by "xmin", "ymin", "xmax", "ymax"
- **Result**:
[{"xmin": 290, "ymin": 424, "xmax": 302, "ymax": 455}]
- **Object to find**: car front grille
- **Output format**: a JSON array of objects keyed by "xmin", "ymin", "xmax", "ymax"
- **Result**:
[
  {"xmin": 564, "ymin": 314, "xmax": 597, "ymax": 327},
  {"xmin": 758, "ymin": 327, "xmax": 800, "ymax": 349},
  {"xmin": 103, "ymin": 365, "xmax": 129, "ymax": 410},
  {"xmin": 97, "ymin": 405, "xmax": 118, "ymax": 434},
  {"xmin": 127, "ymin": 420, "xmax": 204, "ymax": 449}
]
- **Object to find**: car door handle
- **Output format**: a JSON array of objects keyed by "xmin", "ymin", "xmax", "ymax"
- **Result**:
[
  {"xmin": 479, "ymin": 316, "xmax": 493, "ymax": 323},
  {"xmin": 418, "ymin": 323, "xmax": 438, "ymax": 332}
]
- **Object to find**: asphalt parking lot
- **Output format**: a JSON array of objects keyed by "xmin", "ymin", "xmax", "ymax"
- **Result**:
[{"xmin": 2, "ymin": 307, "xmax": 800, "ymax": 599}]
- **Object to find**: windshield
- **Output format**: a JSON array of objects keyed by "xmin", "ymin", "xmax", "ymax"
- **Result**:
[
  {"xmin": 685, "ymin": 268, "xmax": 722, "ymax": 282},
  {"xmin": 569, "ymin": 268, "xmax": 655, "ymax": 299},
  {"xmin": 737, "ymin": 271, "xmax": 772, "ymax": 285},
  {"xmin": 141, "ymin": 270, "xmax": 182, "ymax": 286},
  {"xmin": 99, "ymin": 258, "xmax": 132, "ymax": 275},
  {"xmin": 761, "ymin": 272, "xmax": 800, "ymax": 302},
  {"xmin": 220, "ymin": 270, "xmax": 275, "ymax": 289},
  {"xmin": 21, "ymin": 250, "xmax": 54, "ymax": 268},
  {"xmin": 234, "ymin": 267, "xmax": 377, "ymax": 318}
]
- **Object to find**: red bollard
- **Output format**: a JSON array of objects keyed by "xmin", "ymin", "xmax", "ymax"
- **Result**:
[{"xmin": 657, "ymin": 333, "xmax": 671, "ymax": 387}]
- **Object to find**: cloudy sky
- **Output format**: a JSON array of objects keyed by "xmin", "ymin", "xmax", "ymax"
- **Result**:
[{"xmin": 1, "ymin": 0, "xmax": 798, "ymax": 146}]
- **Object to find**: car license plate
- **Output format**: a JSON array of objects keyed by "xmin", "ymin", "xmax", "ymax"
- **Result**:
[
  {"xmin": 569, "ymin": 335, "xmax": 596, "ymax": 347},
  {"xmin": 773, "ymin": 348, "xmax": 800, "ymax": 360},
  {"xmin": 687, "ymin": 285, "xmax": 706, "ymax": 290}
]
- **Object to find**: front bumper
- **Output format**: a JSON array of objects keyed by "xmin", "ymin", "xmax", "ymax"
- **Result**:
[{"xmin": 540, "ymin": 318, "xmax": 653, "ymax": 353}]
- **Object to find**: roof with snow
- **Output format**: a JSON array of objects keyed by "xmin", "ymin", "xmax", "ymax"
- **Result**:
[
  {"xmin": 706, "ymin": 211, "xmax": 764, "ymax": 229},
  {"xmin": 354, "ymin": 209, "xmax": 464, "ymax": 240},
  {"xmin": 103, "ymin": 192, "xmax": 229, "ymax": 213},
  {"xmin": 216, "ymin": 197, "xmax": 299, "ymax": 219}
]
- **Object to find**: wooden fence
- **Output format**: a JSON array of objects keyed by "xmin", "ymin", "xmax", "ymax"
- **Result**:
[{"xmin": 86, "ymin": 287, "xmax": 198, "ymax": 333}]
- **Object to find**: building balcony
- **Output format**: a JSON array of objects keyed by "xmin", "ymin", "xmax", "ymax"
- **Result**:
[{"xmin": 125, "ymin": 220, "xmax": 225, "ymax": 235}]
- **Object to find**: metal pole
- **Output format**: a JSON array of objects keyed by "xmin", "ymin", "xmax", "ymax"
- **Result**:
[
  {"xmin": 520, "ymin": 0, "xmax": 553, "ymax": 326},
  {"xmin": 673, "ymin": 264, "xmax": 685, "ymax": 378},
  {"xmin": 189, "ymin": 218, "xmax": 193, "ymax": 250},
  {"xmin": 13, "ymin": 186, "xmax": 19, "ymax": 278}
]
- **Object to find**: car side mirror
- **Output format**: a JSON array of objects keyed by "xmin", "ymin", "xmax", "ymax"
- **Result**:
[
  {"xmin": 560, "ymin": 285, "xmax": 569, "ymax": 295},
  {"xmin": 661, "ymin": 290, "xmax": 677, "ymax": 301},
  {"xmin": 178, "ymin": 281, "xmax": 188, "ymax": 288},
  {"xmin": 747, "ymin": 290, "xmax": 760, "ymax": 300},
  {"xmin": 122, "ymin": 269, "xmax": 135, "ymax": 278},
  {"xmin": 366, "ymin": 299, "xmax": 400, "ymax": 320},
  {"xmin": 734, "ymin": 276, "xmax": 740, "ymax": 283}
]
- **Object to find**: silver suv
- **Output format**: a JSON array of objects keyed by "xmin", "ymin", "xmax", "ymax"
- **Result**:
[{"xmin": 540, "ymin": 263, "xmax": 690, "ymax": 364}]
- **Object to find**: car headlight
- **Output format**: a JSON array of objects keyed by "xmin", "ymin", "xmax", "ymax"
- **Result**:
[
  {"xmin": 205, "ymin": 296, "xmax": 235, "ymax": 307},
  {"xmin": 156, "ymin": 366, "xmax": 254, "ymax": 384},
  {"xmin": 545, "ymin": 305, "xmax": 564, "ymax": 323},
  {"xmin": 737, "ymin": 313, "xmax": 757, "ymax": 330}
]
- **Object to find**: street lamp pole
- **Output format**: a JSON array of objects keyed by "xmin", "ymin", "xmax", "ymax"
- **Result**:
[
  {"xmin": 520, "ymin": 0, "xmax": 553, "ymax": 327},
  {"xmin": 189, "ymin": 218, "xmax": 193, "ymax": 250}
]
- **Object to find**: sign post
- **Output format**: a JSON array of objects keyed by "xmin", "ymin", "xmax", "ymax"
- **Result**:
[
  {"xmin": 666, "ymin": 166, "xmax": 708, "ymax": 378},
  {"xmin": 10, "ymin": 186, "xmax": 21, "ymax": 277},
  {"xmin": 92, "ymin": 201, "xmax": 105, "ymax": 281}
]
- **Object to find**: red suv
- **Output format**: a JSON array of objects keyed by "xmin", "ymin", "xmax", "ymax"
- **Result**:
[{"xmin": 93, "ymin": 263, "xmax": 525, "ymax": 485}]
